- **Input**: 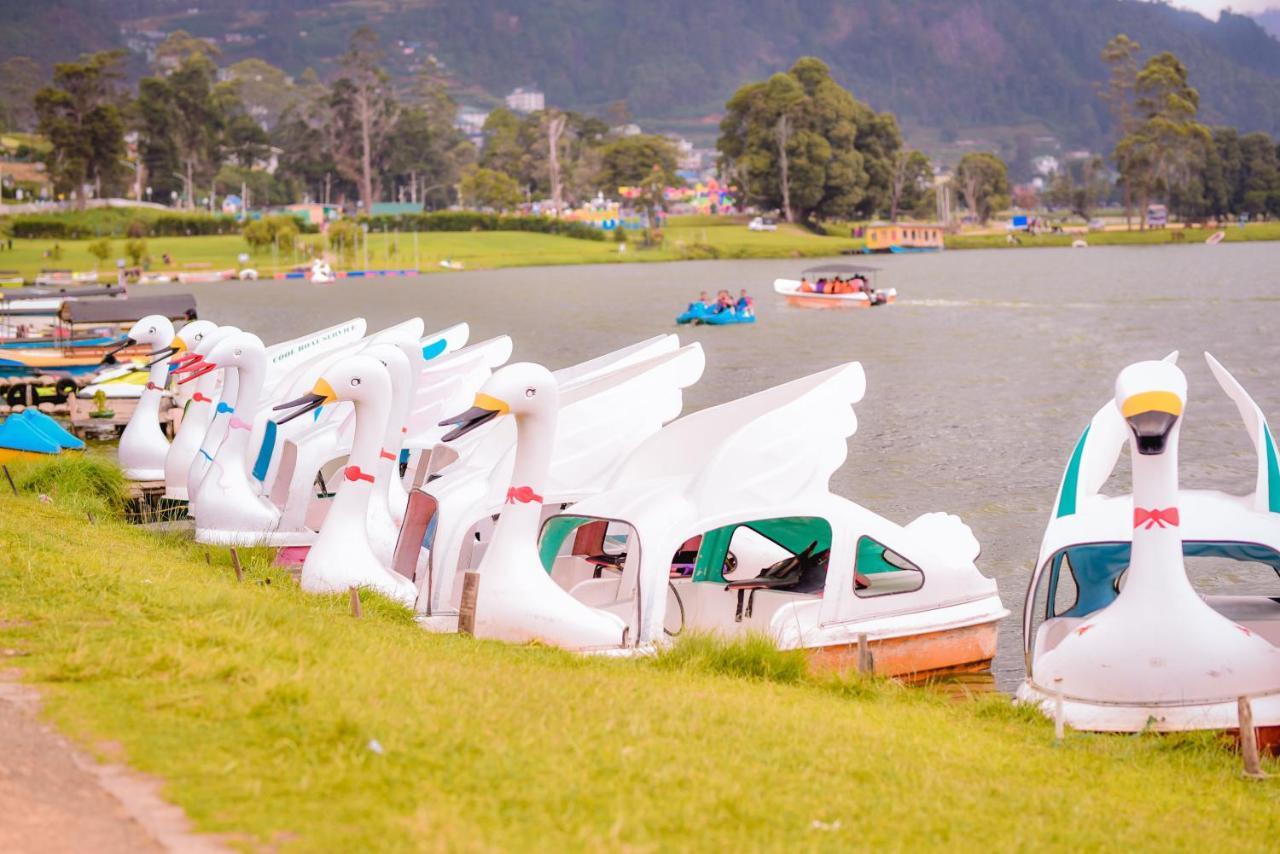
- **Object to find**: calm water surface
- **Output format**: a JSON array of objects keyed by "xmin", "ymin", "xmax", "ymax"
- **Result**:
[{"xmin": 155, "ymin": 242, "xmax": 1280, "ymax": 689}]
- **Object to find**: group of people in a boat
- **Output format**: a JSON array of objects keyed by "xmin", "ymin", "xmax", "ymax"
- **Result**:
[
  {"xmin": 798, "ymin": 274, "xmax": 874, "ymax": 297},
  {"xmin": 695, "ymin": 289, "xmax": 754, "ymax": 316}
]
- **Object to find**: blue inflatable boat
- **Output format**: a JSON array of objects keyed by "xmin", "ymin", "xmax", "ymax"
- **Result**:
[{"xmin": 675, "ymin": 303, "xmax": 756, "ymax": 326}]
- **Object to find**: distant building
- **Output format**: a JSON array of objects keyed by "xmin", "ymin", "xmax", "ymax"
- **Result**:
[
  {"xmin": 864, "ymin": 222, "xmax": 945, "ymax": 253},
  {"xmin": 456, "ymin": 107, "xmax": 489, "ymax": 136},
  {"xmin": 505, "ymin": 87, "xmax": 545, "ymax": 113}
]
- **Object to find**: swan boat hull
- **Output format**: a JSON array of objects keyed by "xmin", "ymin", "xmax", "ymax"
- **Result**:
[
  {"xmin": 805, "ymin": 616, "xmax": 1000, "ymax": 680},
  {"xmin": 1015, "ymin": 682, "xmax": 1280, "ymax": 752}
]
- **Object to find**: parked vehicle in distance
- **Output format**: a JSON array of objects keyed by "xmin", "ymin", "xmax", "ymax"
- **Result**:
[{"xmin": 748, "ymin": 216, "xmax": 778, "ymax": 232}]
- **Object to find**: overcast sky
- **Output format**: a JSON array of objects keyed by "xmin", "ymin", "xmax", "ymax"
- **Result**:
[{"xmin": 1173, "ymin": 0, "xmax": 1275, "ymax": 15}]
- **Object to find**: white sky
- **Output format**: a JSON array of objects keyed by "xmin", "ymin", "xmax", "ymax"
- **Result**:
[{"xmin": 1173, "ymin": 0, "xmax": 1275, "ymax": 15}]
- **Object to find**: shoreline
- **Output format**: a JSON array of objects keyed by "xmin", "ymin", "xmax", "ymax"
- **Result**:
[{"xmin": 1, "ymin": 220, "xmax": 1277, "ymax": 283}]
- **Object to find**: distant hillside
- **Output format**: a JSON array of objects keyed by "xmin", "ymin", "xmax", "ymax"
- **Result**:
[
  {"xmin": 1254, "ymin": 8, "xmax": 1280, "ymax": 40},
  {"xmin": 10, "ymin": 0, "xmax": 1280, "ymax": 149},
  {"xmin": 0, "ymin": 0, "xmax": 119, "ymax": 68}
]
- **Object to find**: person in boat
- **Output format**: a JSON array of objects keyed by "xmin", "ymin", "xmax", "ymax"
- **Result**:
[
  {"xmin": 736, "ymin": 289, "xmax": 754, "ymax": 316},
  {"xmin": 799, "ymin": 277, "xmax": 815, "ymax": 293},
  {"xmin": 815, "ymin": 277, "xmax": 828, "ymax": 294},
  {"xmin": 715, "ymin": 290, "xmax": 735, "ymax": 313},
  {"xmin": 690, "ymin": 290, "xmax": 711, "ymax": 311}
]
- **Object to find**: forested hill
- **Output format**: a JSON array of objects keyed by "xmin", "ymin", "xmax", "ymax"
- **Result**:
[{"xmin": 14, "ymin": 0, "xmax": 1280, "ymax": 146}]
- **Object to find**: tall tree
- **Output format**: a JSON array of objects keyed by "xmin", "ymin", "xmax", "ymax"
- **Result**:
[
  {"xmin": 1238, "ymin": 131, "xmax": 1280, "ymax": 218},
  {"xmin": 954, "ymin": 152, "xmax": 1010, "ymax": 224},
  {"xmin": 1099, "ymin": 34, "xmax": 1142, "ymax": 228},
  {"xmin": 224, "ymin": 58, "xmax": 299, "ymax": 130},
  {"xmin": 718, "ymin": 57, "xmax": 898, "ymax": 223},
  {"xmin": 34, "ymin": 50, "xmax": 129, "ymax": 208},
  {"xmin": 459, "ymin": 166, "xmax": 521, "ymax": 211},
  {"xmin": 328, "ymin": 27, "xmax": 398, "ymax": 212},
  {"xmin": 275, "ymin": 99, "xmax": 344, "ymax": 205},
  {"xmin": 1045, "ymin": 155, "xmax": 1110, "ymax": 220},
  {"xmin": 889, "ymin": 149, "xmax": 932, "ymax": 222},
  {"xmin": 1114, "ymin": 51, "xmax": 1210, "ymax": 228},
  {"xmin": 600, "ymin": 134, "xmax": 679, "ymax": 220},
  {"xmin": 546, "ymin": 110, "xmax": 567, "ymax": 216},
  {"xmin": 136, "ymin": 52, "xmax": 229, "ymax": 208},
  {"xmin": 153, "ymin": 30, "xmax": 219, "ymax": 72}
]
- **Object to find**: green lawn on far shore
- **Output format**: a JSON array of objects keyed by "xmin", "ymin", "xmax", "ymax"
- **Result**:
[
  {"xmin": 0, "ymin": 458, "xmax": 1276, "ymax": 851},
  {"xmin": 0, "ymin": 218, "xmax": 858, "ymax": 283},
  {"xmin": 946, "ymin": 220, "xmax": 1280, "ymax": 250}
]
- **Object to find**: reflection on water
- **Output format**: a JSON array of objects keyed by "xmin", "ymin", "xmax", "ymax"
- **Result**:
[{"xmin": 154, "ymin": 242, "xmax": 1280, "ymax": 691}]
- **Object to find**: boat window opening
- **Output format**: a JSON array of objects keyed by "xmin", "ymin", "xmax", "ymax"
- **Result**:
[
  {"xmin": 1181, "ymin": 550, "xmax": 1280, "ymax": 597},
  {"xmin": 1044, "ymin": 541, "xmax": 1280, "ymax": 620},
  {"xmin": 853, "ymin": 536, "xmax": 924, "ymax": 597},
  {"xmin": 691, "ymin": 516, "xmax": 832, "ymax": 585},
  {"xmin": 537, "ymin": 514, "xmax": 639, "ymax": 580}
]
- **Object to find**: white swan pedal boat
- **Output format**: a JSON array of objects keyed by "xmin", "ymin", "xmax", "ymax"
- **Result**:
[
  {"xmin": 1017, "ymin": 353, "xmax": 1280, "ymax": 747},
  {"xmin": 424, "ymin": 358, "xmax": 1006, "ymax": 673}
]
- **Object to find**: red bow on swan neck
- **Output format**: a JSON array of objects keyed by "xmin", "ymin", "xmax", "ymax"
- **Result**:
[
  {"xmin": 1133, "ymin": 506, "xmax": 1179, "ymax": 530},
  {"xmin": 192, "ymin": 392, "xmax": 212, "ymax": 403},
  {"xmin": 506, "ymin": 485, "xmax": 543, "ymax": 505}
]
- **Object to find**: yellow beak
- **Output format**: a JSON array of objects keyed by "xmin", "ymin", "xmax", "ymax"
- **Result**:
[
  {"xmin": 311, "ymin": 378, "xmax": 338, "ymax": 405},
  {"xmin": 1120, "ymin": 390, "xmax": 1183, "ymax": 418},
  {"xmin": 170, "ymin": 336, "xmax": 187, "ymax": 352},
  {"xmin": 474, "ymin": 392, "xmax": 510, "ymax": 415}
]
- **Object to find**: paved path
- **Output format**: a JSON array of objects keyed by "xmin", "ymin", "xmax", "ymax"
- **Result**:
[{"xmin": 0, "ymin": 672, "xmax": 227, "ymax": 854}]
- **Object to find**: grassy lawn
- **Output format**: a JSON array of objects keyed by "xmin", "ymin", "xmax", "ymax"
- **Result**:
[
  {"xmin": 0, "ymin": 218, "xmax": 858, "ymax": 283},
  {"xmin": 947, "ymin": 221, "xmax": 1280, "ymax": 250},
  {"xmin": 0, "ymin": 459, "xmax": 1276, "ymax": 851}
]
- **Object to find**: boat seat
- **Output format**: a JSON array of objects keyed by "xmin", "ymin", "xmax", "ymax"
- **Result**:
[{"xmin": 724, "ymin": 542, "xmax": 828, "ymax": 621}]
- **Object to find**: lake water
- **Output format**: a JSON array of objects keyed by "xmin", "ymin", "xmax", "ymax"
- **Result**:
[{"xmin": 154, "ymin": 242, "xmax": 1280, "ymax": 689}]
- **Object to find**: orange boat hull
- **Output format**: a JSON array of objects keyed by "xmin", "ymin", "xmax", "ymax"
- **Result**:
[{"xmin": 805, "ymin": 620, "xmax": 999, "ymax": 681}]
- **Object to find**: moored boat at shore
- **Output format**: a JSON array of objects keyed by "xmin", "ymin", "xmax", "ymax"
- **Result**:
[{"xmin": 1017, "ymin": 353, "xmax": 1280, "ymax": 747}]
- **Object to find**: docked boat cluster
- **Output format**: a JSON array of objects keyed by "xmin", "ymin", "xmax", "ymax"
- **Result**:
[{"xmin": 88, "ymin": 313, "xmax": 1280, "ymax": 745}]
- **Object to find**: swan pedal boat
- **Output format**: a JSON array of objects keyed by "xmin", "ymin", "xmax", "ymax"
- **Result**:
[
  {"xmin": 419, "ymin": 357, "xmax": 1006, "ymax": 672},
  {"xmin": 773, "ymin": 264, "xmax": 896, "ymax": 309},
  {"xmin": 1017, "ymin": 353, "xmax": 1280, "ymax": 747},
  {"xmin": 394, "ymin": 335, "xmax": 705, "ymax": 622},
  {"xmin": 537, "ymin": 363, "xmax": 1005, "ymax": 674}
]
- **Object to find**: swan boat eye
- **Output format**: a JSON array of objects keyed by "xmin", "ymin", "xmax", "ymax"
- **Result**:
[
  {"xmin": 351, "ymin": 378, "xmax": 362, "ymax": 387},
  {"xmin": 525, "ymin": 388, "xmax": 536, "ymax": 398}
]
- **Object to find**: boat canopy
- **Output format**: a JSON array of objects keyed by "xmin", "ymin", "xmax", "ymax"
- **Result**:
[
  {"xmin": 2, "ymin": 284, "xmax": 126, "ymax": 303},
  {"xmin": 59, "ymin": 294, "xmax": 197, "ymax": 325},
  {"xmin": 801, "ymin": 264, "xmax": 881, "ymax": 276}
]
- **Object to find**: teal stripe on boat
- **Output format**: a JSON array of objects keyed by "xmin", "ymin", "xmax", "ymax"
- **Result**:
[
  {"xmin": 421, "ymin": 338, "xmax": 447, "ymax": 361},
  {"xmin": 1265, "ymin": 425, "xmax": 1280, "ymax": 513},
  {"xmin": 1056, "ymin": 425, "xmax": 1090, "ymax": 518},
  {"xmin": 252, "ymin": 420, "xmax": 277, "ymax": 482}
]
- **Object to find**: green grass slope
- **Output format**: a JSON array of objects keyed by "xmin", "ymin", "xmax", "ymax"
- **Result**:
[{"xmin": 0, "ymin": 473, "xmax": 1277, "ymax": 849}]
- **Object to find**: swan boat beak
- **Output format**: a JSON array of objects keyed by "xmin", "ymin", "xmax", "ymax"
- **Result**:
[
  {"xmin": 439, "ymin": 393, "xmax": 509, "ymax": 442},
  {"xmin": 274, "ymin": 378, "xmax": 338, "ymax": 425},
  {"xmin": 172, "ymin": 355, "xmax": 216, "ymax": 384},
  {"xmin": 100, "ymin": 336, "xmax": 136, "ymax": 364},
  {"xmin": 145, "ymin": 335, "xmax": 186, "ymax": 368},
  {"xmin": 1121, "ymin": 390, "xmax": 1182, "ymax": 456}
]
